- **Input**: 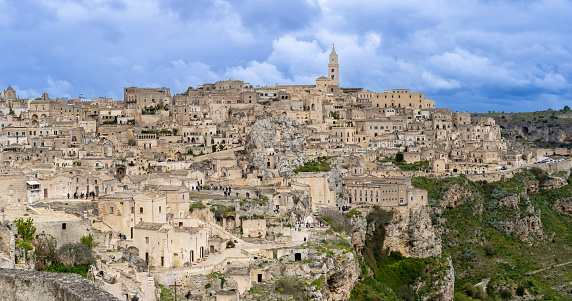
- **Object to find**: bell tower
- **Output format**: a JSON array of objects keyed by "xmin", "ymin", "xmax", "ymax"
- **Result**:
[{"xmin": 328, "ymin": 44, "xmax": 339, "ymax": 86}]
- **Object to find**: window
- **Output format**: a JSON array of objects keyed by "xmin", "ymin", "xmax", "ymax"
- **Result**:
[
  {"xmin": 159, "ymin": 206, "xmax": 161, "ymax": 213},
  {"xmin": 110, "ymin": 207, "xmax": 114, "ymax": 213},
  {"xmin": 145, "ymin": 237, "xmax": 149, "ymax": 244},
  {"xmin": 140, "ymin": 207, "xmax": 143, "ymax": 213},
  {"xmin": 62, "ymin": 223, "xmax": 67, "ymax": 230}
]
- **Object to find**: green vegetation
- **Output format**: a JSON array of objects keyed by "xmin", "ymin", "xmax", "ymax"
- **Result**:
[
  {"xmin": 141, "ymin": 128, "xmax": 176, "ymax": 136},
  {"xmin": 351, "ymin": 169, "xmax": 572, "ymax": 300},
  {"xmin": 14, "ymin": 217, "xmax": 36, "ymax": 241},
  {"xmin": 80, "ymin": 233, "xmax": 99, "ymax": 249},
  {"xmin": 275, "ymin": 276, "xmax": 306, "ymax": 299},
  {"xmin": 396, "ymin": 160, "xmax": 430, "ymax": 171},
  {"xmin": 12, "ymin": 218, "xmax": 96, "ymax": 277},
  {"xmin": 330, "ymin": 111, "xmax": 340, "ymax": 119},
  {"xmin": 294, "ymin": 156, "xmax": 331, "ymax": 173},
  {"xmin": 57, "ymin": 243, "xmax": 95, "ymax": 266},
  {"xmin": 157, "ymin": 283, "xmax": 178, "ymax": 301},
  {"xmin": 411, "ymin": 169, "xmax": 572, "ymax": 300},
  {"xmin": 351, "ymin": 206, "xmax": 447, "ymax": 301},
  {"xmin": 189, "ymin": 202, "xmax": 206, "ymax": 212},
  {"xmin": 395, "ymin": 152, "xmax": 404, "ymax": 163},
  {"xmin": 210, "ymin": 204, "xmax": 235, "ymax": 219},
  {"xmin": 45, "ymin": 264, "xmax": 90, "ymax": 277},
  {"xmin": 311, "ymin": 276, "xmax": 326, "ymax": 290}
]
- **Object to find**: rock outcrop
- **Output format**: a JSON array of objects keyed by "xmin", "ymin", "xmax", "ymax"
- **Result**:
[
  {"xmin": 555, "ymin": 197, "xmax": 572, "ymax": 216},
  {"xmin": 441, "ymin": 184, "xmax": 474, "ymax": 208},
  {"xmin": 244, "ymin": 116, "xmax": 307, "ymax": 180},
  {"xmin": 492, "ymin": 115, "xmax": 572, "ymax": 144},
  {"xmin": 416, "ymin": 257, "xmax": 455, "ymax": 301},
  {"xmin": 385, "ymin": 207, "xmax": 442, "ymax": 258},
  {"xmin": 490, "ymin": 194, "xmax": 546, "ymax": 244},
  {"xmin": 323, "ymin": 252, "xmax": 360, "ymax": 301},
  {"xmin": 350, "ymin": 216, "xmax": 367, "ymax": 253},
  {"xmin": 540, "ymin": 177, "xmax": 568, "ymax": 190}
]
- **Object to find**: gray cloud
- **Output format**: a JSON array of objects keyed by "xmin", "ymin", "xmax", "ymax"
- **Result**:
[{"xmin": 0, "ymin": 0, "xmax": 570, "ymax": 112}]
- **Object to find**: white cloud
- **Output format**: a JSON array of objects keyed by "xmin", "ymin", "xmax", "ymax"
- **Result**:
[
  {"xmin": 46, "ymin": 76, "xmax": 73, "ymax": 98},
  {"xmin": 1, "ymin": 0, "xmax": 572, "ymax": 111},
  {"xmin": 421, "ymin": 71, "xmax": 460, "ymax": 90}
]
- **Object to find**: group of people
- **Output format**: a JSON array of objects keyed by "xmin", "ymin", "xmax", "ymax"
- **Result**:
[
  {"xmin": 67, "ymin": 191, "xmax": 96, "ymax": 199},
  {"xmin": 222, "ymin": 186, "xmax": 232, "ymax": 197}
]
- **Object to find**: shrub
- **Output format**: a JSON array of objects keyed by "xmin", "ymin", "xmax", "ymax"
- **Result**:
[
  {"xmin": 484, "ymin": 243, "xmax": 495, "ymax": 256},
  {"xmin": 500, "ymin": 289, "xmax": 512, "ymax": 299},
  {"xmin": 14, "ymin": 217, "xmax": 36, "ymax": 241},
  {"xmin": 34, "ymin": 233, "xmax": 58, "ymax": 271},
  {"xmin": 275, "ymin": 276, "xmax": 302, "ymax": 297},
  {"xmin": 57, "ymin": 243, "xmax": 95, "ymax": 266},
  {"xmin": 395, "ymin": 152, "xmax": 404, "ymax": 163},
  {"xmin": 516, "ymin": 285, "xmax": 525, "ymax": 297},
  {"xmin": 80, "ymin": 233, "xmax": 99, "ymax": 249},
  {"xmin": 490, "ymin": 188, "xmax": 508, "ymax": 200}
]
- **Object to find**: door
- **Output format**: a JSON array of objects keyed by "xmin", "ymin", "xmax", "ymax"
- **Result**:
[
  {"xmin": 190, "ymin": 251, "xmax": 194, "ymax": 263},
  {"xmin": 44, "ymin": 188, "xmax": 48, "ymax": 199},
  {"xmin": 210, "ymin": 245, "xmax": 215, "ymax": 253}
]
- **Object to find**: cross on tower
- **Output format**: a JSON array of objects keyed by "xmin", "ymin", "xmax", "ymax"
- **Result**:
[{"xmin": 169, "ymin": 280, "xmax": 182, "ymax": 301}]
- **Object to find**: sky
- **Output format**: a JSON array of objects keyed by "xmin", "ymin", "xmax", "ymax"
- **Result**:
[{"xmin": 1, "ymin": 0, "xmax": 571, "ymax": 112}]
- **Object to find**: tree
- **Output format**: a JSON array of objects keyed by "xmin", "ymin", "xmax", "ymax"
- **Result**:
[
  {"xmin": 34, "ymin": 233, "xmax": 58, "ymax": 271},
  {"xmin": 128, "ymin": 139, "xmax": 137, "ymax": 146},
  {"xmin": 80, "ymin": 233, "xmax": 99, "ymax": 249},
  {"xmin": 563, "ymin": 105, "xmax": 571, "ymax": 112},
  {"xmin": 58, "ymin": 243, "xmax": 94, "ymax": 266},
  {"xmin": 14, "ymin": 217, "xmax": 36, "ymax": 241},
  {"xmin": 516, "ymin": 285, "xmax": 525, "ymax": 297},
  {"xmin": 395, "ymin": 152, "xmax": 404, "ymax": 163},
  {"xmin": 212, "ymin": 145, "xmax": 217, "ymax": 153},
  {"xmin": 500, "ymin": 289, "xmax": 512, "ymax": 299}
]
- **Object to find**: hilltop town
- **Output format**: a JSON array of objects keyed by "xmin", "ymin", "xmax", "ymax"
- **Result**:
[{"xmin": 0, "ymin": 47, "xmax": 570, "ymax": 301}]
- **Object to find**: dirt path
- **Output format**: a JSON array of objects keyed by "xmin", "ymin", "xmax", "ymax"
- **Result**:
[{"xmin": 525, "ymin": 260, "xmax": 572, "ymax": 275}]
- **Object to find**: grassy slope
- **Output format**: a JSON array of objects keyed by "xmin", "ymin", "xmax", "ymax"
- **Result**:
[{"xmin": 413, "ymin": 170, "xmax": 572, "ymax": 300}]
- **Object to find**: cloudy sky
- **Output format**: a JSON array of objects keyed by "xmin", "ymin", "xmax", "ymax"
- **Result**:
[{"xmin": 1, "ymin": 0, "xmax": 571, "ymax": 112}]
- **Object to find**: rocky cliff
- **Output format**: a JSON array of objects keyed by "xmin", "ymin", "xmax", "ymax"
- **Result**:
[
  {"xmin": 480, "ymin": 111, "xmax": 572, "ymax": 146},
  {"xmin": 244, "ymin": 115, "xmax": 307, "ymax": 180},
  {"xmin": 384, "ymin": 207, "xmax": 442, "ymax": 258},
  {"xmin": 323, "ymin": 252, "xmax": 360, "ymax": 301}
]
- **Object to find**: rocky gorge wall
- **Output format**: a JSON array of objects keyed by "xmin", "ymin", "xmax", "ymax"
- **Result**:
[{"xmin": 0, "ymin": 269, "xmax": 118, "ymax": 301}]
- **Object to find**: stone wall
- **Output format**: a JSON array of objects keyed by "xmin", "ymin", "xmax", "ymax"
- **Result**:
[
  {"xmin": 0, "ymin": 268, "xmax": 118, "ymax": 300},
  {"xmin": 242, "ymin": 219, "xmax": 266, "ymax": 238},
  {"xmin": 467, "ymin": 158, "xmax": 572, "ymax": 182}
]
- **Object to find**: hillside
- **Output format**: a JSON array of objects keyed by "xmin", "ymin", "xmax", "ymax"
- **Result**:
[
  {"xmin": 475, "ymin": 106, "xmax": 572, "ymax": 148},
  {"xmin": 349, "ymin": 168, "xmax": 572, "ymax": 300},
  {"xmin": 412, "ymin": 169, "xmax": 572, "ymax": 300}
]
